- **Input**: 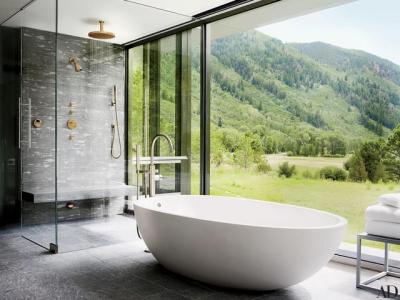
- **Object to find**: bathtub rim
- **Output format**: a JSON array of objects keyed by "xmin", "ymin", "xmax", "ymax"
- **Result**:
[{"xmin": 134, "ymin": 194, "xmax": 347, "ymax": 231}]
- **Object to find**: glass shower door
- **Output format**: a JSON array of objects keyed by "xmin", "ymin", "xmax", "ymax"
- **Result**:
[{"xmin": 8, "ymin": 0, "xmax": 58, "ymax": 251}]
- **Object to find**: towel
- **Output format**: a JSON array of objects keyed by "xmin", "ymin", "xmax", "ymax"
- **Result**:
[
  {"xmin": 366, "ymin": 204, "xmax": 400, "ymax": 224},
  {"xmin": 366, "ymin": 220, "xmax": 400, "ymax": 239},
  {"xmin": 380, "ymin": 193, "xmax": 400, "ymax": 208}
]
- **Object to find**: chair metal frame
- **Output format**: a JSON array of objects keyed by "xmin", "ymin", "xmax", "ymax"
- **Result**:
[{"xmin": 356, "ymin": 233, "xmax": 400, "ymax": 296}]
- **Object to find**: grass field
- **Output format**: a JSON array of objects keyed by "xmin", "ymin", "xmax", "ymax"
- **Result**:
[
  {"xmin": 202, "ymin": 154, "xmax": 400, "ymax": 249},
  {"xmin": 266, "ymin": 153, "xmax": 347, "ymax": 170}
]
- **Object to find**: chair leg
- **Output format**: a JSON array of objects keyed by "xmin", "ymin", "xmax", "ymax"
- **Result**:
[
  {"xmin": 384, "ymin": 242, "xmax": 389, "ymax": 273},
  {"xmin": 356, "ymin": 235, "xmax": 362, "ymax": 288}
]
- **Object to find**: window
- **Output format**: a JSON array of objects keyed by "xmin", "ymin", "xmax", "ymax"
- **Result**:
[
  {"xmin": 209, "ymin": 0, "xmax": 400, "ymax": 251},
  {"xmin": 128, "ymin": 28, "xmax": 201, "ymax": 197}
]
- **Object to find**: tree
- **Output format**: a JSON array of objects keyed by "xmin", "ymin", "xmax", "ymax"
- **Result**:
[
  {"xmin": 277, "ymin": 91, "xmax": 287, "ymax": 100},
  {"xmin": 257, "ymin": 159, "xmax": 271, "ymax": 173},
  {"xmin": 375, "ymin": 162, "xmax": 386, "ymax": 182},
  {"xmin": 218, "ymin": 117, "xmax": 223, "ymax": 128},
  {"xmin": 327, "ymin": 135, "xmax": 346, "ymax": 156},
  {"xmin": 359, "ymin": 141, "xmax": 385, "ymax": 182},
  {"xmin": 347, "ymin": 153, "xmax": 368, "ymax": 182},
  {"xmin": 234, "ymin": 136, "xmax": 254, "ymax": 169},
  {"xmin": 249, "ymin": 134, "xmax": 264, "ymax": 163},
  {"xmin": 257, "ymin": 101, "xmax": 263, "ymax": 111},
  {"xmin": 221, "ymin": 129, "xmax": 241, "ymax": 153},
  {"xmin": 212, "ymin": 148, "xmax": 224, "ymax": 167},
  {"xmin": 278, "ymin": 162, "xmax": 296, "ymax": 178},
  {"xmin": 384, "ymin": 125, "xmax": 400, "ymax": 181},
  {"xmin": 319, "ymin": 166, "xmax": 347, "ymax": 181}
]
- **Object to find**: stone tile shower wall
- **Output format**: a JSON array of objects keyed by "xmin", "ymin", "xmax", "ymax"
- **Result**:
[
  {"xmin": 57, "ymin": 31, "xmax": 125, "ymax": 188},
  {"xmin": 22, "ymin": 28, "xmax": 57, "ymax": 192},
  {"xmin": 22, "ymin": 28, "xmax": 126, "ymax": 222}
]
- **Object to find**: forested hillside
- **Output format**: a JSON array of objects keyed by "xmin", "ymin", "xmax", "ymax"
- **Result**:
[{"xmin": 206, "ymin": 30, "xmax": 400, "ymax": 157}]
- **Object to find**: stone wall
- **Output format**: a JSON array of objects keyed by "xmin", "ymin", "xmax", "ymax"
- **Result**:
[{"xmin": 21, "ymin": 27, "xmax": 126, "ymax": 223}]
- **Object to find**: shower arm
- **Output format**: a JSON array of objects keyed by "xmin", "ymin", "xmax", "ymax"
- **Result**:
[{"xmin": 69, "ymin": 57, "xmax": 82, "ymax": 72}]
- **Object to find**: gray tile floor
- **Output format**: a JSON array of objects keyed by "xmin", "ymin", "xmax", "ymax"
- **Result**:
[
  {"xmin": 0, "ymin": 216, "xmax": 395, "ymax": 300},
  {"xmin": 22, "ymin": 215, "xmax": 138, "ymax": 253}
]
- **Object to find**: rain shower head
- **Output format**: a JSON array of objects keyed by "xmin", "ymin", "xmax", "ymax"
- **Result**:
[{"xmin": 88, "ymin": 21, "xmax": 115, "ymax": 40}]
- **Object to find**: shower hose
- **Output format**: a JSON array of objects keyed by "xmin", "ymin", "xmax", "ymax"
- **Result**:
[{"xmin": 111, "ymin": 99, "xmax": 122, "ymax": 159}]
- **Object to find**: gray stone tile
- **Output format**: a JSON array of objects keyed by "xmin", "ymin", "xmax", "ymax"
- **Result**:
[
  {"xmin": 0, "ymin": 216, "xmax": 382, "ymax": 300},
  {"xmin": 136, "ymin": 264, "xmax": 216, "ymax": 299},
  {"xmin": 145, "ymin": 290, "xmax": 192, "ymax": 300},
  {"xmin": 124, "ymin": 276, "xmax": 167, "ymax": 297},
  {"xmin": 20, "ymin": 27, "xmax": 126, "ymax": 237}
]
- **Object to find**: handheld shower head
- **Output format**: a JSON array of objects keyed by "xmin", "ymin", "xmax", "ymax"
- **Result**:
[{"xmin": 69, "ymin": 57, "xmax": 82, "ymax": 72}]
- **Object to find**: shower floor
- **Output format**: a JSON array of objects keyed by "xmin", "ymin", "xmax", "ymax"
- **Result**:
[{"xmin": 22, "ymin": 214, "xmax": 137, "ymax": 253}]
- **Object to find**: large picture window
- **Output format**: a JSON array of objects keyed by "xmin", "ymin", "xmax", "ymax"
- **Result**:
[
  {"xmin": 128, "ymin": 0, "xmax": 400, "ymax": 253},
  {"xmin": 208, "ymin": 0, "xmax": 400, "ymax": 251}
]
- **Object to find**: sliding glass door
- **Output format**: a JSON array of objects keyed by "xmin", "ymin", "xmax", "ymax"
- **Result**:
[{"xmin": 127, "ymin": 28, "xmax": 201, "ymax": 199}]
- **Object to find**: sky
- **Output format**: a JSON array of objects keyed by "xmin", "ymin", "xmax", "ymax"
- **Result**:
[{"xmin": 258, "ymin": 0, "xmax": 400, "ymax": 65}]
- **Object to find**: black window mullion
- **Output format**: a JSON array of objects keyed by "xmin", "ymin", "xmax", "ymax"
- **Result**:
[{"xmin": 200, "ymin": 24, "xmax": 210, "ymax": 195}]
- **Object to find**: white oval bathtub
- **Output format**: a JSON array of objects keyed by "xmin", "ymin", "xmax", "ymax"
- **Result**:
[{"xmin": 134, "ymin": 195, "xmax": 346, "ymax": 290}]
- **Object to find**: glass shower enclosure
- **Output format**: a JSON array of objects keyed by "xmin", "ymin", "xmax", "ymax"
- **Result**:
[
  {"xmin": 2, "ymin": 0, "xmax": 59, "ymax": 251},
  {"xmin": 2, "ymin": 0, "xmax": 196, "ymax": 253}
]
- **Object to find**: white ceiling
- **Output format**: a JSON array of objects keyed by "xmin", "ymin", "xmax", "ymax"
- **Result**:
[
  {"xmin": 1, "ymin": 0, "xmax": 356, "ymax": 44},
  {"xmin": 0, "ymin": 0, "xmax": 31, "ymax": 24},
  {"xmin": 211, "ymin": 0, "xmax": 355, "ymax": 40},
  {"xmin": 123, "ymin": 0, "xmax": 233, "ymax": 17},
  {"xmin": 1, "ymin": 0, "xmax": 234, "ymax": 44}
]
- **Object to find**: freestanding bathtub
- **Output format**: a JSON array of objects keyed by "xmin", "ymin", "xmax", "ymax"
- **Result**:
[{"xmin": 134, "ymin": 195, "xmax": 346, "ymax": 290}]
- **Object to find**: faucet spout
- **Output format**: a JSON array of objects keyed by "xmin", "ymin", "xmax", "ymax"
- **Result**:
[
  {"xmin": 150, "ymin": 134, "xmax": 174, "ymax": 165},
  {"xmin": 149, "ymin": 134, "xmax": 174, "ymax": 197}
]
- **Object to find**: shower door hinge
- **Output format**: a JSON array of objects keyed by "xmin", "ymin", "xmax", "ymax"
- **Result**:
[{"xmin": 49, "ymin": 243, "xmax": 58, "ymax": 254}]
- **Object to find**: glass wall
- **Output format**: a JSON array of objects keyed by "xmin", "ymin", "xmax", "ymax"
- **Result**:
[
  {"xmin": 53, "ymin": 0, "xmax": 193, "ymax": 252},
  {"xmin": 0, "ymin": 6, "xmax": 22, "ymax": 230},
  {"xmin": 208, "ymin": 0, "xmax": 400, "ymax": 251},
  {"xmin": 2, "ymin": 0, "xmax": 58, "ymax": 251},
  {"xmin": 128, "ymin": 28, "xmax": 201, "ymax": 197}
]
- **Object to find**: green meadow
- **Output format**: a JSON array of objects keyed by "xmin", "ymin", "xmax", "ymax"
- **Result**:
[{"xmin": 191, "ymin": 154, "xmax": 399, "ymax": 249}]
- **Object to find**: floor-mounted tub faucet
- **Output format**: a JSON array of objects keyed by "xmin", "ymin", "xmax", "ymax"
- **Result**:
[{"xmin": 150, "ymin": 134, "xmax": 174, "ymax": 197}]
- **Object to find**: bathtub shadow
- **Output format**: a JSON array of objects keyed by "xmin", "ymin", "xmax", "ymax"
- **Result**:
[
  {"xmin": 153, "ymin": 262, "xmax": 312, "ymax": 300},
  {"xmin": 45, "ymin": 248, "xmax": 311, "ymax": 300}
]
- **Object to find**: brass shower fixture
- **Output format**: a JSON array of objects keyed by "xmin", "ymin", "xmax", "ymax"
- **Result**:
[
  {"xmin": 88, "ymin": 20, "xmax": 115, "ymax": 39},
  {"xmin": 69, "ymin": 57, "xmax": 82, "ymax": 72}
]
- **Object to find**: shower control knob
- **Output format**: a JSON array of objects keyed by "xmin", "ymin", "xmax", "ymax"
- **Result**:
[
  {"xmin": 67, "ymin": 119, "xmax": 78, "ymax": 129},
  {"xmin": 32, "ymin": 119, "xmax": 43, "ymax": 128}
]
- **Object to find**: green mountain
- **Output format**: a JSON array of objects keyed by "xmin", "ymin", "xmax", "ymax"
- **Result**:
[
  {"xmin": 207, "ymin": 30, "xmax": 400, "ymax": 155},
  {"xmin": 291, "ymin": 41, "xmax": 400, "ymax": 86}
]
